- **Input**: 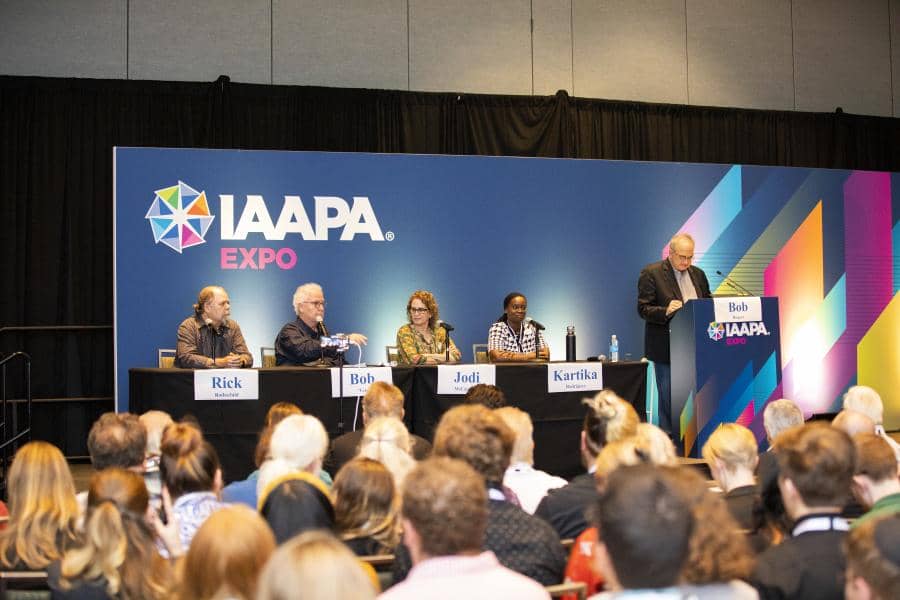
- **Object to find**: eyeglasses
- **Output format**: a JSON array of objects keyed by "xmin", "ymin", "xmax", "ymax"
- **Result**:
[
  {"xmin": 409, "ymin": 307, "xmax": 430, "ymax": 313},
  {"xmin": 301, "ymin": 301, "xmax": 326, "ymax": 308},
  {"xmin": 672, "ymin": 253, "xmax": 693, "ymax": 262}
]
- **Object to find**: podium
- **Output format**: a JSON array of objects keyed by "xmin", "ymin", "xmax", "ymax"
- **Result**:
[{"xmin": 670, "ymin": 297, "xmax": 781, "ymax": 457}]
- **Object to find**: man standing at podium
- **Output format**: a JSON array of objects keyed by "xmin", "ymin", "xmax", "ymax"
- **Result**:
[{"xmin": 637, "ymin": 233, "xmax": 710, "ymax": 437}]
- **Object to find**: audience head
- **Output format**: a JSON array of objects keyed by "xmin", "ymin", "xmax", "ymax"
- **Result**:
[
  {"xmin": 701, "ymin": 423, "xmax": 758, "ymax": 491},
  {"xmin": 851, "ymin": 433, "xmax": 900, "ymax": 509},
  {"xmin": 333, "ymin": 457, "xmax": 400, "ymax": 551},
  {"xmin": 0, "ymin": 441, "xmax": 79, "ymax": 569},
  {"xmin": 776, "ymin": 423, "xmax": 856, "ymax": 516},
  {"xmin": 60, "ymin": 468, "xmax": 171, "ymax": 599},
  {"xmin": 833, "ymin": 409, "xmax": 877, "ymax": 436},
  {"xmin": 763, "ymin": 398, "xmax": 804, "ymax": 444},
  {"xmin": 401, "ymin": 457, "xmax": 487, "ymax": 563},
  {"xmin": 88, "ymin": 412, "xmax": 148, "ymax": 470},
  {"xmin": 753, "ymin": 451, "xmax": 791, "ymax": 543},
  {"xmin": 462, "ymin": 383, "xmax": 507, "ymax": 409},
  {"xmin": 139, "ymin": 410, "xmax": 173, "ymax": 458},
  {"xmin": 177, "ymin": 505, "xmax": 276, "ymax": 600},
  {"xmin": 594, "ymin": 430, "xmax": 676, "ymax": 490},
  {"xmin": 254, "ymin": 402, "xmax": 302, "ymax": 467},
  {"xmin": 358, "ymin": 416, "xmax": 415, "ymax": 488},
  {"xmin": 362, "ymin": 381, "xmax": 405, "ymax": 421},
  {"xmin": 844, "ymin": 516, "xmax": 900, "ymax": 600},
  {"xmin": 594, "ymin": 465, "xmax": 692, "ymax": 590},
  {"xmin": 433, "ymin": 403, "xmax": 514, "ymax": 483},
  {"xmin": 160, "ymin": 423, "xmax": 221, "ymax": 500},
  {"xmin": 495, "ymin": 406, "xmax": 535, "ymax": 465},
  {"xmin": 258, "ymin": 414, "xmax": 328, "ymax": 494},
  {"xmin": 582, "ymin": 390, "xmax": 639, "ymax": 461},
  {"xmin": 257, "ymin": 531, "xmax": 376, "ymax": 600},
  {"xmin": 258, "ymin": 472, "xmax": 335, "ymax": 544},
  {"xmin": 634, "ymin": 423, "xmax": 677, "ymax": 465},
  {"xmin": 843, "ymin": 386, "xmax": 885, "ymax": 427}
]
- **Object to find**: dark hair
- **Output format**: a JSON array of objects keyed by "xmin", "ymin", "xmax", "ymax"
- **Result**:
[
  {"xmin": 260, "ymin": 477, "xmax": 335, "ymax": 545},
  {"xmin": 333, "ymin": 458, "xmax": 399, "ymax": 552},
  {"xmin": 776, "ymin": 423, "xmax": 855, "ymax": 506},
  {"xmin": 88, "ymin": 412, "xmax": 148, "ymax": 470},
  {"xmin": 595, "ymin": 465, "xmax": 692, "ymax": 589},
  {"xmin": 496, "ymin": 291, "xmax": 526, "ymax": 323},
  {"xmin": 159, "ymin": 423, "xmax": 220, "ymax": 499},
  {"xmin": 845, "ymin": 516, "xmax": 900, "ymax": 600},
  {"xmin": 462, "ymin": 384, "xmax": 507, "ymax": 409}
]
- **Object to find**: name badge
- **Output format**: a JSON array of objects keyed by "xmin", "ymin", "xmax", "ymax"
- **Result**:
[
  {"xmin": 194, "ymin": 369, "xmax": 259, "ymax": 400},
  {"xmin": 331, "ymin": 366, "xmax": 393, "ymax": 398},
  {"xmin": 437, "ymin": 364, "xmax": 496, "ymax": 395},
  {"xmin": 714, "ymin": 296, "xmax": 761, "ymax": 323},
  {"xmin": 547, "ymin": 363, "xmax": 604, "ymax": 393}
]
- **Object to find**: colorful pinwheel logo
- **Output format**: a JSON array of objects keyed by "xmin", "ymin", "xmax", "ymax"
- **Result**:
[
  {"xmin": 707, "ymin": 321, "xmax": 726, "ymax": 341},
  {"xmin": 145, "ymin": 181, "xmax": 215, "ymax": 254}
]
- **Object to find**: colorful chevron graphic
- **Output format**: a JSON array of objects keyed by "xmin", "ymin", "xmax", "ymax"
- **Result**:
[
  {"xmin": 672, "ymin": 167, "xmax": 898, "ymax": 452},
  {"xmin": 145, "ymin": 181, "xmax": 215, "ymax": 254}
]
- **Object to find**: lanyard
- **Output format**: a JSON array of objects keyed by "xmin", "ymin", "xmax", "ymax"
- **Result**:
[{"xmin": 506, "ymin": 322, "xmax": 524, "ymax": 353}]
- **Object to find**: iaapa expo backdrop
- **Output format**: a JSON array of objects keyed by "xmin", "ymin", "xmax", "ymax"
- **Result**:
[{"xmin": 114, "ymin": 148, "xmax": 900, "ymax": 434}]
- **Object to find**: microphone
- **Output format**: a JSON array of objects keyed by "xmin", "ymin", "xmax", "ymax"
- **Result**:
[
  {"xmin": 527, "ymin": 318, "xmax": 546, "ymax": 331},
  {"xmin": 204, "ymin": 318, "xmax": 222, "ymax": 336},
  {"xmin": 716, "ymin": 270, "xmax": 753, "ymax": 297},
  {"xmin": 437, "ymin": 320, "xmax": 455, "ymax": 332},
  {"xmin": 316, "ymin": 316, "xmax": 330, "ymax": 337}
]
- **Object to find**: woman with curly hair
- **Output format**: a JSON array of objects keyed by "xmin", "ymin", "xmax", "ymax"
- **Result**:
[
  {"xmin": 333, "ymin": 458, "xmax": 401, "ymax": 556},
  {"xmin": 51, "ymin": 468, "xmax": 173, "ymax": 599},
  {"xmin": 0, "ymin": 441, "xmax": 80, "ymax": 571},
  {"xmin": 396, "ymin": 290, "xmax": 460, "ymax": 365}
]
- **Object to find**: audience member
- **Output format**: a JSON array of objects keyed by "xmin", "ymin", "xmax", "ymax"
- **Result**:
[
  {"xmin": 334, "ymin": 457, "xmax": 401, "ymax": 556},
  {"xmin": 755, "ymin": 398, "xmax": 804, "ymax": 544},
  {"xmin": 851, "ymin": 433, "xmax": 900, "ymax": 528},
  {"xmin": 257, "ymin": 530, "xmax": 377, "ymax": 600},
  {"xmin": 844, "ymin": 385, "xmax": 900, "ymax": 461},
  {"xmin": 762, "ymin": 399, "xmax": 804, "ymax": 447},
  {"xmin": 535, "ymin": 390, "xmax": 638, "ymax": 539},
  {"xmin": 380, "ymin": 457, "xmax": 549, "ymax": 600},
  {"xmin": 139, "ymin": 410, "xmax": 174, "ymax": 511},
  {"xmin": 590, "ymin": 464, "xmax": 757, "ymax": 599},
  {"xmin": 0, "ymin": 441, "xmax": 79, "ymax": 570},
  {"xmin": 634, "ymin": 422, "xmax": 678, "ymax": 464},
  {"xmin": 257, "ymin": 414, "xmax": 329, "ymax": 497},
  {"xmin": 159, "ymin": 423, "xmax": 226, "ymax": 553},
  {"xmin": 391, "ymin": 404, "xmax": 565, "ymax": 585},
  {"xmin": 844, "ymin": 515, "xmax": 900, "ymax": 600},
  {"xmin": 702, "ymin": 423, "xmax": 759, "ymax": 530},
  {"xmin": 833, "ymin": 409, "xmax": 877, "ymax": 437},
  {"xmin": 495, "ymin": 406, "xmax": 567, "ymax": 514},
  {"xmin": 328, "ymin": 382, "xmax": 430, "ymax": 475},
  {"xmin": 175, "ymin": 505, "xmax": 275, "ymax": 600},
  {"xmin": 258, "ymin": 472, "xmax": 335, "ymax": 544},
  {"xmin": 463, "ymin": 383, "xmax": 507, "ymax": 409},
  {"xmin": 51, "ymin": 468, "xmax": 173, "ymax": 599},
  {"xmin": 752, "ymin": 423, "xmax": 856, "ymax": 600},
  {"xmin": 88, "ymin": 413, "xmax": 148, "ymax": 472},
  {"xmin": 358, "ymin": 417, "xmax": 417, "ymax": 488}
]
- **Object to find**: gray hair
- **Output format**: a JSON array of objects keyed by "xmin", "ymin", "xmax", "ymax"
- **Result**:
[
  {"xmin": 763, "ymin": 398, "xmax": 804, "ymax": 443},
  {"xmin": 292, "ymin": 283, "xmax": 323, "ymax": 316},
  {"xmin": 668, "ymin": 233, "xmax": 696, "ymax": 251},
  {"xmin": 842, "ymin": 385, "xmax": 884, "ymax": 425}
]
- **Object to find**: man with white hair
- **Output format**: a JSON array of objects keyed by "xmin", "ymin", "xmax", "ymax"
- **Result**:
[
  {"xmin": 274, "ymin": 282, "xmax": 367, "ymax": 366},
  {"xmin": 844, "ymin": 385, "xmax": 900, "ymax": 461},
  {"xmin": 763, "ymin": 398, "xmax": 805, "ymax": 446}
]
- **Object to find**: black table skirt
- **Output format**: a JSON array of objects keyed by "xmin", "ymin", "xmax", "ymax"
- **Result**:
[{"xmin": 129, "ymin": 362, "xmax": 646, "ymax": 482}]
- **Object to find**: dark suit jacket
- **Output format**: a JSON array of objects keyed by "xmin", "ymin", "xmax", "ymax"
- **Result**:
[
  {"xmin": 326, "ymin": 429, "xmax": 432, "ymax": 476},
  {"xmin": 533, "ymin": 472, "xmax": 597, "ymax": 540},
  {"xmin": 637, "ymin": 259, "xmax": 711, "ymax": 363},
  {"xmin": 753, "ymin": 522, "xmax": 846, "ymax": 600}
]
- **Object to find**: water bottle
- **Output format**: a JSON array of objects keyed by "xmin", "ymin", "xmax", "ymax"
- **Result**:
[
  {"xmin": 566, "ymin": 325, "xmax": 576, "ymax": 361},
  {"xmin": 609, "ymin": 334, "xmax": 619, "ymax": 362}
]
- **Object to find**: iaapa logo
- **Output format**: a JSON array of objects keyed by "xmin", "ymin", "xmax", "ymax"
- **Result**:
[
  {"xmin": 708, "ymin": 321, "xmax": 771, "ymax": 345},
  {"xmin": 145, "ymin": 181, "xmax": 215, "ymax": 254}
]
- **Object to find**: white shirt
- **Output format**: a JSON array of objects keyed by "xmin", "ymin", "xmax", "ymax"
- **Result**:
[{"xmin": 503, "ymin": 462, "xmax": 568, "ymax": 514}]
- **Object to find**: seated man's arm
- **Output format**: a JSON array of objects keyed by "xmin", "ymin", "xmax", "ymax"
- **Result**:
[
  {"xmin": 175, "ymin": 320, "xmax": 213, "ymax": 369},
  {"xmin": 229, "ymin": 324, "xmax": 253, "ymax": 367},
  {"xmin": 277, "ymin": 324, "xmax": 327, "ymax": 364}
]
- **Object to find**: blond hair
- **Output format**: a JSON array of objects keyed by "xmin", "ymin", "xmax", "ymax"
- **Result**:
[
  {"xmin": 256, "ymin": 531, "xmax": 376, "ymax": 600},
  {"xmin": 494, "ymin": 406, "xmax": 534, "ymax": 464},
  {"xmin": 0, "ymin": 441, "xmax": 79, "ymax": 569},
  {"xmin": 701, "ymin": 423, "xmax": 758, "ymax": 472},
  {"xmin": 358, "ymin": 417, "xmax": 415, "ymax": 488},
  {"xmin": 582, "ymin": 390, "xmax": 639, "ymax": 457},
  {"xmin": 843, "ymin": 385, "xmax": 884, "ymax": 425}
]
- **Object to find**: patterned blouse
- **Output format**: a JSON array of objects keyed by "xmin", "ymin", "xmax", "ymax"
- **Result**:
[
  {"xmin": 396, "ymin": 324, "xmax": 461, "ymax": 365},
  {"xmin": 487, "ymin": 320, "xmax": 546, "ymax": 355}
]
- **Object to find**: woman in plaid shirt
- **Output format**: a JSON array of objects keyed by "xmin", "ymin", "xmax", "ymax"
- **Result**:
[{"xmin": 488, "ymin": 292, "xmax": 549, "ymax": 362}]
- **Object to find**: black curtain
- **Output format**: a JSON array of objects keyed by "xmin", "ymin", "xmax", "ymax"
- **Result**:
[{"xmin": 2, "ymin": 74, "xmax": 899, "ymax": 455}]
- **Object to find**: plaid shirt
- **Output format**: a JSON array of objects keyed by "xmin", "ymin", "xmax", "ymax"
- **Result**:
[{"xmin": 488, "ymin": 321, "xmax": 546, "ymax": 355}]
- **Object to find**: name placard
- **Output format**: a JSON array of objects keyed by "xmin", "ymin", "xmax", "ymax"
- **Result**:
[
  {"xmin": 194, "ymin": 369, "xmax": 259, "ymax": 400},
  {"xmin": 713, "ymin": 297, "xmax": 762, "ymax": 323},
  {"xmin": 547, "ymin": 363, "xmax": 604, "ymax": 393},
  {"xmin": 330, "ymin": 366, "xmax": 393, "ymax": 398},
  {"xmin": 437, "ymin": 364, "xmax": 496, "ymax": 395}
]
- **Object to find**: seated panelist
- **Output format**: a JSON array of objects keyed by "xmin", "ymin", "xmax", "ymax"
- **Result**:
[
  {"xmin": 487, "ymin": 292, "xmax": 549, "ymax": 362},
  {"xmin": 395, "ymin": 290, "xmax": 460, "ymax": 365},
  {"xmin": 175, "ymin": 285, "xmax": 252, "ymax": 369},
  {"xmin": 275, "ymin": 282, "xmax": 367, "ymax": 366}
]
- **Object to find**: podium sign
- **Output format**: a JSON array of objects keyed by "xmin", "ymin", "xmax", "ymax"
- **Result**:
[{"xmin": 670, "ymin": 297, "xmax": 781, "ymax": 457}]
